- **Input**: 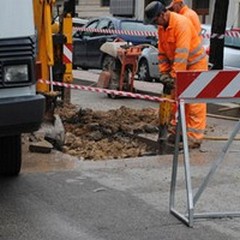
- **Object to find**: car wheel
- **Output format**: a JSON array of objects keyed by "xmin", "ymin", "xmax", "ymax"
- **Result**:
[
  {"xmin": 103, "ymin": 55, "xmax": 119, "ymax": 99},
  {"xmin": 138, "ymin": 58, "xmax": 152, "ymax": 82},
  {"xmin": 102, "ymin": 55, "xmax": 115, "ymax": 71},
  {"xmin": 0, "ymin": 135, "xmax": 22, "ymax": 176}
]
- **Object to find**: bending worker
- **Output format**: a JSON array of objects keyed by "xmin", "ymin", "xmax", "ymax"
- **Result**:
[{"xmin": 145, "ymin": 1, "xmax": 208, "ymax": 149}]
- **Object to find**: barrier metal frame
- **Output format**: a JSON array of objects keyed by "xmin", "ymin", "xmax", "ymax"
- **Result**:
[{"xmin": 170, "ymin": 74, "xmax": 240, "ymax": 227}]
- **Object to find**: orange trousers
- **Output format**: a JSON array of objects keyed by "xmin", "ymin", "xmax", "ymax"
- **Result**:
[
  {"xmin": 171, "ymin": 59, "xmax": 208, "ymax": 142},
  {"xmin": 170, "ymin": 101, "xmax": 206, "ymax": 142}
]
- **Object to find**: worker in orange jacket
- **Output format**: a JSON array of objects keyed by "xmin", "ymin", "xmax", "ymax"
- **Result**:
[
  {"xmin": 166, "ymin": 0, "xmax": 201, "ymax": 37},
  {"xmin": 166, "ymin": 0, "xmax": 206, "ymax": 146},
  {"xmin": 145, "ymin": 1, "xmax": 208, "ymax": 148}
]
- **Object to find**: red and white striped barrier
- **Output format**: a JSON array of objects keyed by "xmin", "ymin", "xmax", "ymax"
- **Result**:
[
  {"xmin": 176, "ymin": 70, "xmax": 240, "ymax": 99},
  {"xmin": 74, "ymin": 27, "xmax": 240, "ymax": 39},
  {"xmin": 63, "ymin": 44, "xmax": 73, "ymax": 64},
  {"xmin": 38, "ymin": 79, "xmax": 175, "ymax": 103},
  {"xmin": 172, "ymin": 69, "xmax": 240, "ymax": 227}
]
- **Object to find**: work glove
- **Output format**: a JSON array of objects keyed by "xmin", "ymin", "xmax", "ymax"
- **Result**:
[
  {"xmin": 160, "ymin": 74, "xmax": 175, "ymax": 95},
  {"xmin": 159, "ymin": 73, "xmax": 171, "ymax": 83}
]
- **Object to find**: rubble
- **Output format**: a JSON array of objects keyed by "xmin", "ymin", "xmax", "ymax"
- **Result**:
[
  {"xmin": 29, "ymin": 139, "xmax": 53, "ymax": 154},
  {"xmin": 56, "ymin": 103, "xmax": 159, "ymax": 160}
]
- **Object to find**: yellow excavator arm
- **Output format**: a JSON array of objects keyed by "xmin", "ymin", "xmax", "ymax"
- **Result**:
[
  {"xmin": 33, "ymin": 0, "xmax": 74, "ymax": 94},
  {"xmin": 33, "ymin": 0, "xmax": 55, "ymax": 93}
]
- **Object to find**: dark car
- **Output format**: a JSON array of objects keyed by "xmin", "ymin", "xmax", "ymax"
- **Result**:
[{"xmin": 73, "ymin": 16, "xmax": 157, "ymax": 70}]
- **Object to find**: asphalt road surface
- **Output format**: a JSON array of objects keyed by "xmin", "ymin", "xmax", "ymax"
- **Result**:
[{"xmin": 1, "ymin": 148, "xmax": 240, "ymax": 240}]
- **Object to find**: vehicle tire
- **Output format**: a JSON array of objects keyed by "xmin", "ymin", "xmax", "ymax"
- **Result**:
[
  {"xmin": 0, "ymin": 135, "xmax": 22, "ymax": 176},
  {"xmin": 102, "ymin": 55, "xmax": 115, "ymax": 71},
  {"xmin": 138, "ymin": 58, "xmax": 152, "ymax": 82},
  {"xmin": 103, "ymin": 55, "xmax": 119, "ymax": 99}
]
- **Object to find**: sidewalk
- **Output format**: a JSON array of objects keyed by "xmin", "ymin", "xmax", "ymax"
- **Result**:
[{"xmin": 73, "ymin": 69, "xmax": 240, "ymax": 118}]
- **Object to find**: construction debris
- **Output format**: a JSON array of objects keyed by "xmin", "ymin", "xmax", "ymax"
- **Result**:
[
  {"xmin": 26, "ymin": 102, "xmax": 235, "ymax": 159},
  {"xmin": 29, "ymin": 139, "xmax": 54, "ymax": 154},
  {"xmin": 55, "ymin": 103, "xmax": 159, "ymax": 160}
]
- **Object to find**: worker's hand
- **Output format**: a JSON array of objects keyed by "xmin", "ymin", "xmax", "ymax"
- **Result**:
[
  {"xmin": 160, "ymin": 74, "xmax": 175, "ymax": 94},
  {"xmin": 163, "ymin": 77, "xmax": 175, "ymax": 94},
  {"xmin": 159, "ymin": 73, "xmax": 171, "ymax": 83}
]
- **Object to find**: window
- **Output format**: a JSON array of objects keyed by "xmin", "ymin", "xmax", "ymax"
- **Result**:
[
  {"xmin": 97, "ymin": 19, "xmax": 111, "ymax": 30},
  {"xmin": 82, "ymin": 20, "xmax": 99, "ymax": 38},
  {"xmin": 120, "ymin": 21, "xmax": 156, "ymax": 32},
  {"xmin": 95, "ymin": 19, "xmax": 112, "ymax": 36},
  {"xmin": 192, "ymin": 0, "xmax": 209, "ymax": 15},
  {"xmin": 101, "ymin": 0, "xmax": 110, "ymax": 7}
]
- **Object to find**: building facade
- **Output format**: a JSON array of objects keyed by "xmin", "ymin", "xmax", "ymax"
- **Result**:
[
  {"xmin": 109, "ymin": 0, "xmax": 240, "ymax": 28},
  {"xmin": 56, "ymin": 0, "xmax": 240, "ymax": 28},
  {"xmin": 75, "ymin": 0, "xmax": 110, "ymax": 19}
]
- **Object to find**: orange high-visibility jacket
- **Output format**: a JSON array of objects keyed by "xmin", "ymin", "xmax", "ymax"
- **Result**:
[
  {"xmin": 179, "ymin": 5, "xmax": 201, "ymax": 36},
  {"xmin": 158, "ymin": 12, "xmax": 207, "ymax": 78}
]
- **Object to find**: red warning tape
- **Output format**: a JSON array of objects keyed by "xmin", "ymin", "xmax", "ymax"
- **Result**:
[
  {"xmin": 38, "ymin": 79, "xmax": 175, "ymax": 103},
  {"xmin": 74, "ymin": 27, "xmax": 240, "ymax": 39},
  {"xmin": 74, "ymin": 27, "xmax": 157, "ymax": 37}
]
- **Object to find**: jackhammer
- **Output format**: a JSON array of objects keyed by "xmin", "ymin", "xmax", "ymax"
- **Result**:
[{"xmin": 158, "ymin": 76, "xmax": 175, "ymax": 154}]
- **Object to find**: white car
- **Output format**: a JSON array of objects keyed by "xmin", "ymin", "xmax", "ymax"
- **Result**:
[
  {"xmin": 202, "ymin": 24, "xmax": 240, "ymax": 70},
  {"xmin": 137, "ymin": 45, "xmax": 159, "ymax": 82}
]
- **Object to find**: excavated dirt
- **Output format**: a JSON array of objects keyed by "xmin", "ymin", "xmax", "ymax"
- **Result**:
[{"xmin": 56, "ymin": 103, "xmax": 159, "ymax": 160}]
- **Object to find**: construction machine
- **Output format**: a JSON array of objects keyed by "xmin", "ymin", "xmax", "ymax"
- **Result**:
[
  {"xmin": 0, "ymin": 0, "xmax": 45, "ymax": 175},
  {"xmin": 97, "ymin": 41, "xmax": 142, "ymax": 98},
  {"xmin": 34, "ymin": 0, "xmax": 75, "ymax": 115},
  {"xmin": 0, "ymin": 0, "xmax": 74, "ymax": 176}
]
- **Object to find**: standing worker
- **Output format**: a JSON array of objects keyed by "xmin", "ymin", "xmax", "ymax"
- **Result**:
[
  {"xmin": 165, "ymin": 0, "xmax": 201, "ymax": 37},
  {"xmin": 145, "ymin": 1, "xmax": 208, "ymax": 148}
]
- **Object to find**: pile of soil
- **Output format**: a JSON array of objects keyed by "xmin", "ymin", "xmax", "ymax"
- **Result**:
[{"xmin": 56, "ymin": 104, "xmax": 159, "ymax": 160}]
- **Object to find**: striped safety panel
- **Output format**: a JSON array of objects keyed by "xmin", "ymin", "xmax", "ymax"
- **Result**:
[{"xmin": 176, "ymin": 70, "xmax": 240, "ymax": 99}]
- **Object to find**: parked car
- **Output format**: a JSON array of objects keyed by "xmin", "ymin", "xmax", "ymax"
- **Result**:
[
  {"xmin": 202, "ymin": 24, "xmax": 240, "ymax": 70},
  {"xmin": 224, "ymin": 27, "xmax": 240, "ymax": 49},
  {"xmin": 55, "ymin": 17, "xmax": 89, "ymax": 33},
  {"xmin": 137, "ymin": 45, "xmax": 159, "ymax": 82},
  {"xmin": 137, "ymin": 24, "xmax": 240, "ymax": 82},
  {"xmin": 72, "ymin": 17, "xmax": 89, "ymax": 28},
  {"xmin": 73, "ymin": 16, "xmax": 157, "ymax": 70}
]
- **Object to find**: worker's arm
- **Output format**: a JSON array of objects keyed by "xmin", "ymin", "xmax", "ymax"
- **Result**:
[
  {"xmin": 158, "ymin": 27, "xmax": 171, "ymax": 75},
  {"xmin": 170, "ymin": 19, "xmax": 192, "ymax": 78}
]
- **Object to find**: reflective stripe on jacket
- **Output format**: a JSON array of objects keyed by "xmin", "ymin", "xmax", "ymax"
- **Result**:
[{"xmin": 158, "ymin": 12, "xmax": 206, "ymax": 78}]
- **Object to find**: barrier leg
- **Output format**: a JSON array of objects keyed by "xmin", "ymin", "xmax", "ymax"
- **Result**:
[
  {"xmin": 170, "ymin": 103, "xmax": 240, "ymax": 226},
  {"xmin": 194, "ymin": 120, "xmax": 240, "ymax": 206},
  {"xmin": 169, "ymin": 113, "xmax": 181, "ymax": 210},
  {"xmin": 170, "ymin": 100, "xmax": 194, "ymax": 227}
]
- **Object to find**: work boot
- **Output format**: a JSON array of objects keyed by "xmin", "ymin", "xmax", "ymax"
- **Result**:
[
  {"xmin": 167, "ymin": 134, "xmax": 201, "ymax": 149},
  {"xmin": 187, "ymin": 139, "xmax": 202, "ymax": 149}
]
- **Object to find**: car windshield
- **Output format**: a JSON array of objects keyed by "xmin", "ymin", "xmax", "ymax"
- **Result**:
[{"xmin": 120, "ymin": 21, "xmax": 157, "ymax": 33}]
